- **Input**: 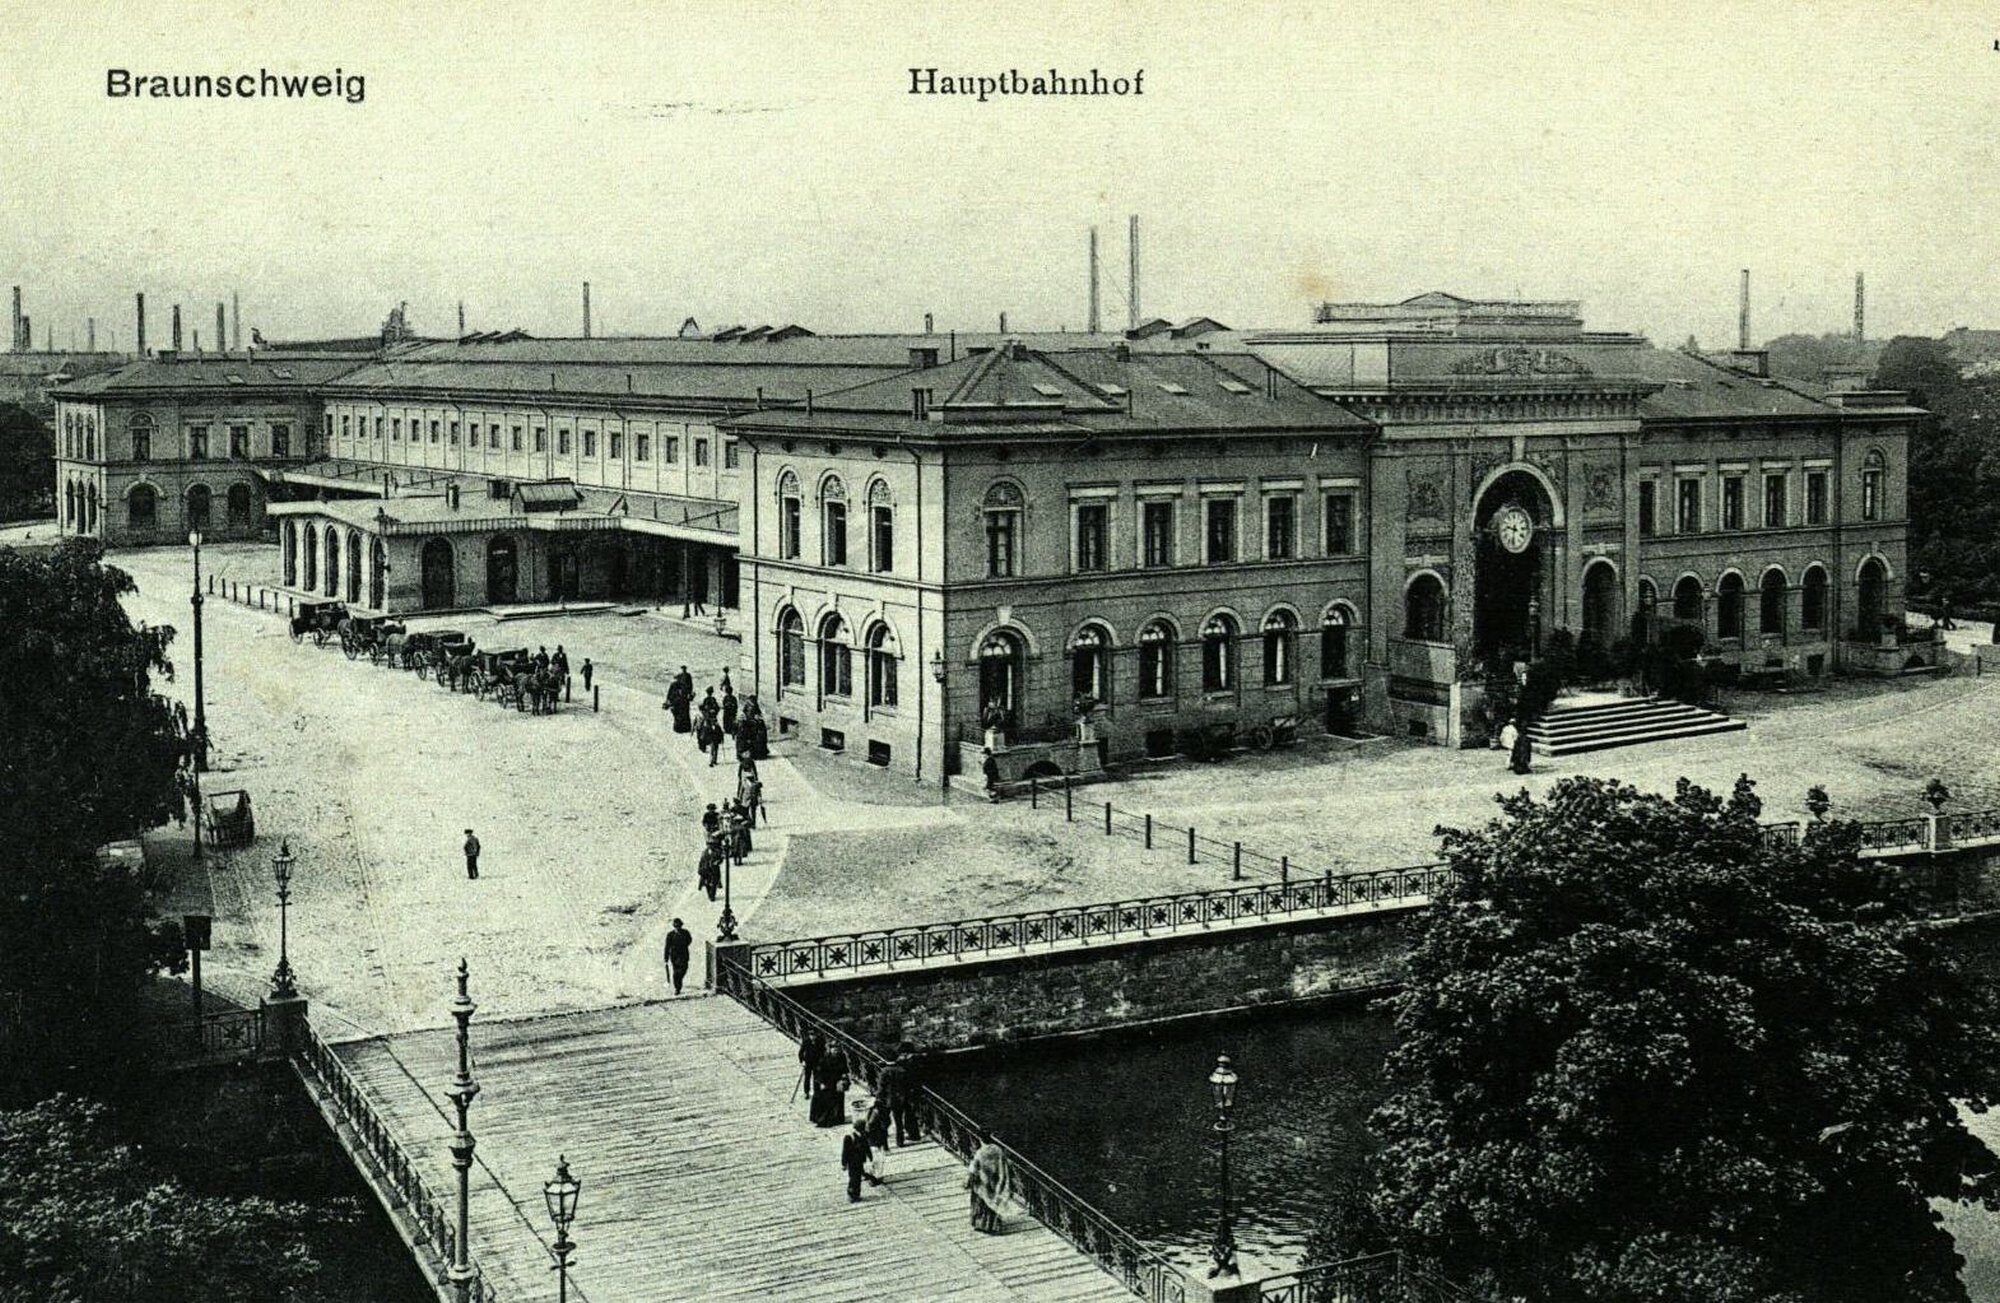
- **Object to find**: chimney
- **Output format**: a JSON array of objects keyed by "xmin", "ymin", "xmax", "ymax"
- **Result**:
[
  {"xmin": 19, "ymin": 314, "xmax": 30, "ymax": 352},
  {"xmin": 1737, "ymin": 268, "xmax": 1750, "ymax": 352},
  {"xmin": 1128, "ymin": 214, "xmax": 1140, "ymax": 332},
  {"xmin": 87, "ymin": 317, "xmax": 95, "ymax": 352},
  {"xmin": 136, "ymin": 293, "xmax": 147, "ymax": 355},
  {"xmin": 457, "ymin": 300, "xmax": 466, "ymax": 336},
  {"xmin": 1088, "ymin": 226, "xmax": 1101, "ymax": 334},
  {"xmin": 9, "ymin": 286, "xmax": 19, "ymax": 352},
  {"xmin": 216, "ymin": 302, "xmax": 227, "ymax": 355},
  {"xmin": 911, "ymin": 387, "xmax": 932, "ymax": 420},
  {"xmin": 231, "ymin": 291, "xmax": 241, "ymax": 351},
  {"xmin": 908, "ymin": 346, "xmax": 939, "ymax": 370},
  {"xmin": 583, "ymin": 281, "xmax": 592, "ymax": 339},
  {"xmin": 171, "ymin": 304, "xmax": 183, "ymax": 352},
  {"xmin": 446, "ymin": 483, "xmax": 460, "ymax": 510},
  {"xmin": 998, "ymin": 311, "xmax": 1008, "ymax": 334},
  {"xmin": 193, "ymin": 329, "xmax": 201, "ymax": 354},
  {"xmin": 1854, "ymin": 271, "xmax": 1866, "ymax": 342},
  {"xmin": 923, "ymin": 312, "xmax": 934, "ymax": 335}
]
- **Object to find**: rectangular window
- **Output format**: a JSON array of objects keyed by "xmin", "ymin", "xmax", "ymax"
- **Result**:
[
  {"xmin": 1638, "ymin": 481, "xmax": 1657, "ymax": 536},
  {"xmin": 583, "ymin": 431, "xmax": 597, "ymax": 458},
  {"xmin": 1764, "ymin": 473, "xmax": 1787, "ymax": 528},
  {"xmin": 664, "ymin": 436, "xmax": 680, "ymax": 464},
  {"xmin": 780, "ymin": 496, "xmax": 801, "ymax": 560},
  {"xmin": 270, "ymin": 425, "xmax": 290, "ymax": 458},
  {"xmin": 132, "ymin": 428, "xmax": 151, "ymax": 461},
  {"xmin": 1322, "ymin": 493, "xmax": 1355, "ymax": 555},
  {"xmin": 488, "ymin": 424, "xmax": 500, "ymax": 449},
  {"xmin": 510, "ymin": 426, "xmax": 523, "ymax": 452},
  {"xmin": 986, "ymin": 510, "xmax": 1018, "ymax": 578},
  {"xmin": 609, "ymin": 433, "xmax": 623, "ymax": 460},
  {"xmin": 824, "ymin": 501, "xmax": 848, "ymax": 566},
  {"xmin": 1676, "ymin": 478, "xmax": 1701, "ymax": 533},
  {"xmin": 229, "ymin": 425, "xmax": 250, "ymax": 458},
  {"xmin": 1265, "ymin": 495, "xmax": 1296, "ymax": 560},
  {"xmin": 448, "ymin": 420, "xmax": 459, "ymax": 445},
  {"xmin": 1806, "ymin": 471, "xmax": 1828, "ymax": 524},
  {"xmin": 1721, "ymin": 476, "xmax": 1744, "ymax": 530},
  {"xmin": 695, "ymin": 438, "xmax": 711, "ymax": 467},
  {"xmin": 636, "ymin": 434, "xmax": 650, "ymax": 462},
  {"xmin": 1141, "ymin": 500, "xmax": 1175, "ymax": 568},
  {"xmin": 1862, "ymin": 469, "xmax": 1882, "ymax": 521},
  {"xmin": 1204, "ymin": 498, "xmax": 1238, "ymax": 564},
  {"xmin": 723, "ymin": 438, "xmax": 740, "ymax": 470},
  {"xmin": 188, "ymin": 426, "xmax": 209, "ymax": 459},
  {"xmin": 1074, "ymin": 502, "xmax": 1109, "ymax": 572},
  {"xmin": 341, "ymin": 415, "xmax": 351, "ymax": 440},
  {"xmin": 871, "ymin": 505, "xmax": 894, "ymax": 573},
  {"xmin": 374, "ymin": 416, "xmax": 384, "ymax": 440},
  {"xmin": 535, "ymin": 427, "xmax": 548, "ymax": 453},
  {"xmin": 430, "ymin": 420, "xmax": 440, "ymax": 443},
  {"xmin": 391, "ymin": 417, "xmax": 402, "ymax": 442}
]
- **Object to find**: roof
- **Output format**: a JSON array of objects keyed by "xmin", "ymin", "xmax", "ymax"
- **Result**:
[
  {"xmin": 55, "ymin": 354, "xmax": 370, "ymax": 398},
  {"xmin": 727, "ymin": 344, "xmax": 1371, "ymax": 440}
]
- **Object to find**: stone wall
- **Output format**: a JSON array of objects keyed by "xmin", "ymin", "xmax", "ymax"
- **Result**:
[{"xmin": 788, "ymin": 908, "xmax": 1418, "ymax": 1053}]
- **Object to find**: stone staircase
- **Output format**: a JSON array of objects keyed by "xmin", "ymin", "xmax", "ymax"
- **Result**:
[{"xmin": 1525, "ymin": 696, "xmax": 1745, "ymax": 757}]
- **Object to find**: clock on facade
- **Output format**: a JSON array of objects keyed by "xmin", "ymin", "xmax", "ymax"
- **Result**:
[{"xmin": 1494, "ymin": 504, "xmax": 1534, "ymax": 554}]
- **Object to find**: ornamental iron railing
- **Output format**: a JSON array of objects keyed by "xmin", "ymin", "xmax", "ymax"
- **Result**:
[
  {"xmin": 294, "ymin": 1022, "xmax": 500, "ymax": 1303},
  {"xmin": 716, "ymin": 959, "xmax": 1191, "ymax": 1303},
  {"xmin": 148, "ymin": 1005, "xmax": 267, "ymax": 1065},
  {"xmin": 1258, "ymin": 1251, "xmax": 1476, "ymax": 1303},
  {"xmin": 744, "ymin": 865, "xmax": 1450, "ymax": 983}
]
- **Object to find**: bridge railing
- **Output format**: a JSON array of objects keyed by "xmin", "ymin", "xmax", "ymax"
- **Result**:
[
  {"xmin": 716, "ymin": 959, "xmax": 1192, "ymax": 1303},
  {"xmin": 146, "ymin": 1004, "xmax": 268, "ymax": 1066},
  {"xmin": 294, "ymin": 1021, "xmax": 499, "ymax": 1302},
  {"xmin": 742, "ymin": 864, "xmax": 1450, "ymax": 983},
  {"xmin": 1257, "ymin": 1249, "xmax": 1477, "ymax": 1302}
]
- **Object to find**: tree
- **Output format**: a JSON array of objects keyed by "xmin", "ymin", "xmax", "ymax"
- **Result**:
[
  {"xmin": 1374, "ymin": 775, "xmax": 2000, "ymax": 1302},
  {"xmin": 1874, "ymin": 338, "xmax": 2000, "ymax": 611},
  {"xmin": 0, "ymin": 402, "xmax": 53, "ymax": 521},
  {"xmin": 0, "ymin": 1094, "xmax": 336, "ymax": 1301},
  {"xmin": 0, "ymin": 541, "xmax": 189, "ymax": 1102}
]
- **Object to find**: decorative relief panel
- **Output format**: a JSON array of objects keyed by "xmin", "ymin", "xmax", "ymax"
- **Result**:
[
  {"xmin": 1584, "ymin": 464, "xmax": 1618, "ymax": 515},
  {"xmin": 1405, "ymin": 465, "xmax": 1447, "ymax": 523}
]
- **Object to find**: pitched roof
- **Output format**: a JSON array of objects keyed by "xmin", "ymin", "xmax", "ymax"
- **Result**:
[{"xmin": 55, "ymin": 354, "xmax": 369, "ymax": 397}]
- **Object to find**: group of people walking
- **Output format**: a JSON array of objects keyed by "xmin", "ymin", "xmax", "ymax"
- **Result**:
[
  {"xmin": 695, "ymin": 764, "xmax": 764, "ymax": 901},
  {"xmin": 664, "ymin": 666, "xmax": 770, "ymax": 767}
]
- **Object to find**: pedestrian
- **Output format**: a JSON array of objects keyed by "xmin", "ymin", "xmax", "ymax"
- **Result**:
[
  {"xmin": 1497, "ymin": 718, "xmax": 1518, "ymax": 764},
  {"xmin": 721, "ymin": 685, "xmax": 739, "ymax": 736},
  {"xmin": 702, "ymin": 802, "xmax": 721, "ymax": 838},
  {"xmin": 581, "ymin": 657, "xmax": 594, "ymax": 692},
  {"xmin": 535, "ymin": 645, "xmax": 551, "ymax": 673},
  {"xmin": 698, "ymin": 837, "xmax": 722, "ymax": 901},
  {"xmin": 841, "ymin": 1115, "xmax": 872, "ymax": 1203},
  {"xmin": 691, "ymin": 589, "xmax": 707, "ymax": 617},
  {"xmin": 880, "ymin": 1048, "xmax": 921, "ymax": 1147},
  {"xmin": 729, "ymin": 797, "xmax": 752, "ymax": 858},
  {"xmin": 966, "ymin": 1132, "xmax": 1012, "ymax": 1233},
  {"xmin": 666, "ymin": 666, "xmax": 693, "ymax": 734},
  {"xmin": 553, "ymin": 645, "xmax": 570, "ymax": 686},
  {"xmin": 862, "ymin": 1095, "xmax": 891, "ymax": 1184},
  {"xmin": 463, "ymin": 828, "xmax": 481, "ymax": 880},
  {"xmin": 1508, "ymin": 717, "xmax": 1534, "ymax": 776},
  {"xmin": 982, "ymin": 747, "xmax": 1000, "ymax": 802},
  {"xmin": 720, "ymin": 667, "xmax": 733, "ymax": 696},
  {"xmin": 798, "ymin": 1028, "xmax": 825, "ymax": 1107},
  {"xmin": 663, "ymin": 917, "xmax": 693, "ymax": 995},
  {"xmin": 812, "ymin": 1045, "xmax": 850, "ymax": 1128},
  {"xmin": 742, "ymin": 771, "xmax": 766, "ymax": 827},
  {"xmin": 698, "ymin": 686, "xmax": 720, "ymax": 730},
  {"xmin": 705, "ymin": 718, "xmax": 723, "ymax": 768}
]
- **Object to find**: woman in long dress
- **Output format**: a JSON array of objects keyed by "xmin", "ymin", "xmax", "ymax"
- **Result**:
[
  {"xmin": 811, "ymin": 1046, "xmax": 849, "ymax": 1127},
  {"xmin": 966, "ymin": 1133, "xmax": 1013, "ymax": 1233}
]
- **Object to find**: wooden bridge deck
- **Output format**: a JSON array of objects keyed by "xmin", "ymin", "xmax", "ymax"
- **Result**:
[{"xmin": 331, "ymin": 998, "xmax": 1131, "ymax": 1302}]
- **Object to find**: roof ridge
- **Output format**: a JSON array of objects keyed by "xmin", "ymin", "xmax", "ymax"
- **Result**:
[
  {"xmin": 1028, "ymin": 351, "xmax": 1123, "ymax": 410},
  {"xmin": 940, "ymin": 347, "xmax": 1006, "ymax": 406}
]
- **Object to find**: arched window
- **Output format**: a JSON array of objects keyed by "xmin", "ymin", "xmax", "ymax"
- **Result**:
[
  {"xmin": 776, "ymin": 469, "xmax": 801, "ymax": 560},
  {"xmin": 1861, "ymin": 449, "xmax": 1886, "ymax": 522},
  {"xmin": 1634, "ymin": 578, "xmax": 1659, "ymax": 644},
  {"xmin": 324, "ymin": 527, "xmax": 342, "ymax": 598},
  {"xmin": 63, "ymin": 414, "xmax": 74, "ymax": 459},
  {"xmin": 1581, "ymin": 561, "xmax": 1619, "ymax": 646},
  {"xmin": 867, "ymin": 623, "xmax": 899, "ymax": 709},
  {"xmin": 282, "ymin": 520, "xmax": 298, "ymax": 585},
  {"xmin": 1673, "ymin": 575, "xmax": 1703, "ymax": 623},
  {"xmin": 128, "ymin": 484, "xmax": 157, "ymax": 532},
  {"xmin": 84, "ymin": 416, "xmax": 96, "ymax": 461},
  {"xmin": 1071, "ymin": 623, "xmax": 1111, "ymax": 705},
  {"xmin": 1138, "ymin": 619, "xmax": 1176, "ymax": 699},
  {"xmin": 820, "ymin": 475, "xmax": 848, "ymax": 567},
  {"xmin": 1717, "ymin": 572, "xmax": 1745, "ymax": 640},
  {"xmin": 303, "ymin": 524, "xmax": 318, "ymax": 591},
  {"xmin": 1201, "ymin": 613, "xmax": 1238, "ymax": 693},
  {"xmin": 1403, "ymin": 574, "xmax": 1446, "ymax": 642},
  {"xmin": 819, "ymin": 613, "xmax": 852, "ymax": 698},
  {"xmin": 867, "ymin": 479, "xmax": 894, "ymax": 574},
  {"xmin": 346, "ymin": 532, "xmax": 363, "ymax": 604},
  {"xmin": 1801, "ymin": 566, "xmax": 1829, "ymax": 633},
  {"xmin": 778, "ymin": 609, "xmax": 806, "ymax": 687},
  {"xmin": 1857, "ymin": 557, "xmax": 1888, "ymax": 634},
  {"xmin": 86, "ymin": 483, "xmax": 97, "ymax": 533},
  {"xmin": 227, "ymin": 483, "xmax": 252, "ymax": 528},
  {"xmin": 1261, "ymin": 609, "xmax": 1298, "ymax": 686},
  {"xmin": 983, "ymin": 482, "xmax": 1023, "ymax": 578},
  {"xmin": 979, "ymin": 629, "xmax": 1025, "ymax": 723},
  {"xmin": 185, "ymin": 484, "xmax": 212, "ymax": 532},
  {"xmin": 129, "ymin": 415, "xmax": 153, "ymax": 463},
  {"xmin": 1320, "ymin": 604, "xmax": 1355, "ymax": 680},
  {"xmin": 370, "ymin": 538, "xmax": 387, "ymax": 609},
  {"xmin": 1759, "ymin": 569, "xmax": 1787, "ymax": 636}
]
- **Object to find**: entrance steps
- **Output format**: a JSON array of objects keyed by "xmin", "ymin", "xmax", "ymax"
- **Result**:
[{"xmin": 1526, "ymin": 696, "xmax": 1744, "ymax": 757}]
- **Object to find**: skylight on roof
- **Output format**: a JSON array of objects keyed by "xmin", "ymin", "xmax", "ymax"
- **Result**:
[
  {"xmin": 1032, "ymin": 383, "xmax": 1063, "ymax": 398},
  {"xmin": 1157, "ymin": 382, "xmax": 1190, "ymax": 395},
  {"xmin": 225, "ymin": 375, "xmax": 245, "ymax": 385},
  {"xmin": 1218, "ymin": 379, "xmax": 1251, "ymax": 394},
  {"xmin": 1097, "ymin": 383, "xmax": 1128, "ymax": 396},
  {"xmin": 272, "ymin": 368, "xmax": 295, "ymax": 380}
]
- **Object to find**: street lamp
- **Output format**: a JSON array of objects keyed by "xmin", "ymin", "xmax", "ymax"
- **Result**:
[
  {"xmin": 717, "ymin": 836, "xmax": 739, "ymax": 942},
  {"xmin": 543, "ymin": 1155, "xmax": 581, "ymax": 1303},
  {"xmin": 188, "ymin": 531, "xmax": 209, "ymax": 773},
  {"xmin": 1207, "ymin": 1053, "xmax": 1239, "ymax": 1280},
  {"xmin": 931, "ymin": 649, "xmax": 948, "ymax": 795},
  {"xmin": 270, "ymin": 840, "xmax": 298, "ymax": 1000}
]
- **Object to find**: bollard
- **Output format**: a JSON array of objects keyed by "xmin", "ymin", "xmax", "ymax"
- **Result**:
[
  {"xmin": 1104, "ymin": 802, "xmax": 1112, "ymax": 835},
  {"xmin": 1030, "ymin": 776, "xmax": 1039, "ymax": 809},
  {"xmin": 1064, "ymin": 776, "xmax": 1073, "ymax": 822},
  {"xmin": 1324, "ymin": 869, "xmax": 1333, "ymax": 906},
  {"xmin": 565, "ymin": 677, "xmax": 572, "ymax": 703},
  {"xmin": 207, "ymin": 574, "xmax": 214, "ymax": 594},
  {"xmin": 1233, "ymin": 842, "xmax": 1243, "ymax": 881},
  {"xmin": 1144, "ymin": 812, "xmax": 1152, "ymax": 849},
  {"xmin": 592, "ymin": 685, "xmax": 600, "ymax": 713},
  {"xmin": 1188, "ymin": 827, "xmax": 1196, "ymax": 865}
]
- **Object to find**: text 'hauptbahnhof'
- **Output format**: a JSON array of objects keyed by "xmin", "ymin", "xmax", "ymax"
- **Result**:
[{"xmin": 50, "ymin": 293, "xmax": 1922, "ymax": 785}]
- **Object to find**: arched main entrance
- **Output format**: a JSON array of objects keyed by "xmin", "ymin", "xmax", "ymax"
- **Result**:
[
  {"xmin": 421, "ymin": 537, "xmax": 455, "ymax": 610},
  {"xmin": 1857, "ymin": 557, "xmax": 1888, "ymax": 635},
  {"xmin": 486, "ymin": 535, "xmax": 519, "ymax": 605},
  {"xmin": 1473, "ymin": 469, "xmax": 1557, "ymax": 659},
  {"xmin": 1580, "ymin": 560, "xmax": 1621, "ymax": 649},
  {"xmin": 978, "ymin": 630, "xmax": 1025, "ymax": 728}
]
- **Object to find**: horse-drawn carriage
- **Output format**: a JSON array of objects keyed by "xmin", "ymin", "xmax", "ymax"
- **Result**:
[
  {"xmin": 407, "ymin": 631, "xmax": 477, "ymax": 689},
  {"xmin": 289, "ymin": 600, "xmax": 347, "ymax": 646},
  {"xmin": 340, "ymin": 614, "xmax": 408, "ymax": 666},
  {"xmin": 202, "ymin": 789, "xmax": 256, "ymax": 848},
  {"xmin": 466, "ymin": 649, "xmax": 527, "ymax": 702}
]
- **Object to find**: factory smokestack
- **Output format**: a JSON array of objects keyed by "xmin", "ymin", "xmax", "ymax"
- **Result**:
[
  {"xmin": 232, "ymin": 291, "xmax": 241, "ymax": 351},
  {"xmin": 1128, "ymin": 215, "xmax": 1140, "ymax": 331},
  {"xmin": 457, "ymin": 301, "xmax": 466, "ymax": 337},
  {"xmin": 1088, "ymin": 226, "xmax": 1101, "ymax": 334},
  {"xmin": 216, "ymin": 302, "xmax": 227, "ymax": 355},
  {"xmin": 88, "ymin": 317, "xmax": 95, "ymax": 352},
  {"xmin": 9, "ymin": 287, "xmax": 19, "ymax": 353},
  {"xmin": 136, "ymin": 293, "xmax": 147, "ymax": 355},
  {"xmin": 1737, "ymin": 268, "xmax": 1750, "ymax": 352},
  {"xmin": 171, "ymin": 304, "xmax": 183, "ymax": 352},
  {"xmin": 999, "ymin": 311, "xmax": 1008, "ymax": 334},
  {"xmin": 1854, "ymin": 271, "xmax": 1866, "ymax": 342},
  {"xmin": 583, "ymin": 281, "xmax": 592, "ymax": 339}
]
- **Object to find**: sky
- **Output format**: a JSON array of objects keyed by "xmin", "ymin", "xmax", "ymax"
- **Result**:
[{"xmin": 4, "ymin": 0, "xmax": 1998, "ymax": 351}]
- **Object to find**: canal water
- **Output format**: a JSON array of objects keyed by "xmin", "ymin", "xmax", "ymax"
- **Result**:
[{"xmin": 928, "ymin": 962, "xmax": 2000, "ymax": 1288}]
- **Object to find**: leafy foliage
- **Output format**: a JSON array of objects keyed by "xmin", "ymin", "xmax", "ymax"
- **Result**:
[
  {"xmin": 1374, "ymin": 775, "xmax": 2000, "ymax": 1302},
  {"xmin": 0, "ymin": 540, "xmax": 189, "ymax": 1102},
  {"xmin": 0, "ymin": 1095, "xmax": 335, "ymax": 1302},
  {"xmin": 1871, "ymin": 338, "xmax": 2000, "ymax": 612},
  {"xmin": 0, "ymin": 402, "xmax": 53, "ymax": 521}
]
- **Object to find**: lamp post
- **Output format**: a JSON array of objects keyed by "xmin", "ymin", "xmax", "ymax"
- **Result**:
[
  {"xmin": 931, "ymin": 649, "xmax": 948, "ymax": 795},
  {"xmin": 543, "ymin": 1155, "xmax": 581, "ymax": 1303},
  {"xmin": 1207, "ymin": 1053, "xmax": 1239, "ymax": 1280},
  {"xmin": 717, "ymin": 842, "xmax": 738, "ymax": 942},
  {"xmin": 188, "ymin": 531, "xmax": 208, "ymax": 773},
  {"xmin": 444, "ymin": 960, "xmax": 481, "ymax": 1303},
  {"xmin": 270, "ymin": 841, "xmax": 298, "ymax": 999}
]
